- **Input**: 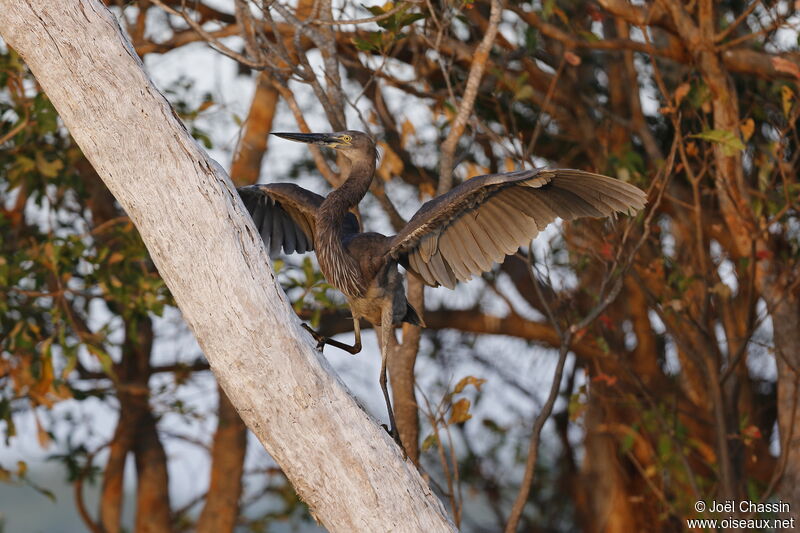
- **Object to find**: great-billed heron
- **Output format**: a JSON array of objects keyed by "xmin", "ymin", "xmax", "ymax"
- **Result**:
[{"xmin": 238, "ymin": 130, "xmax": 646, "ymax": 446}]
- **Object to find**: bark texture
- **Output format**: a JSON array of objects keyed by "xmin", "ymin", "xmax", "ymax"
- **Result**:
[{"xmin": 0, "ymin": 2, "xmax": 455, "ymax": 531}]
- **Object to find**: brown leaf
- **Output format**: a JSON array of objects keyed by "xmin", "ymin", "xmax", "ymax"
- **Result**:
[
  {"xmin": 108, "ymin": 252, "xmax": 125, "ymax": 265},
  {"xmin": 401, "ymin": 119, "xmax": 416, "ymax": 147},
  {"xmin": 740, "ymin": 118, "xmax": 755, "ymax": 142},
  {"xmin": 685, "ymin": 141, "xmax": 699, "ymax": 157},
  {"xmin": 376, "ymin": 142, "xmax": 403, "ymax": 181},
  {"xmin": 35, "ymin": 414, "xmax": 51, "ymax": 449},
  {"xmin": 453, "ymin": 376, "xmax": 487, "ymax": 393},
  {"xmin": 564, "ymin": 51, "xmax": 581, "ymax": 66},
  {"xmin": 448, "ymin": 398, "xmax": 472, "ymax": 424},
  {"xmin": 674, "ymin": 83, "xmax": 690, "ymax": 106}
]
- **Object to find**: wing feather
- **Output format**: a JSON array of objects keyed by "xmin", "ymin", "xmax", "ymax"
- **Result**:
[
  {"xmin": 238, "ymin": 183, "xmax": 359, "ymax": 257},
  {"xmin": 390, "ymin": 168, "xmax": 646, "ymax": 287}
]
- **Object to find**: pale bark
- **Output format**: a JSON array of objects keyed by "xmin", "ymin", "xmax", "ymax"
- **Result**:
[{"xmin": 0, "ymin": 2, "xmax": 455, "ymax": 531}]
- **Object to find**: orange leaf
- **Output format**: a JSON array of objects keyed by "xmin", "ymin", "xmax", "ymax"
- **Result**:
[
  {"xmin": 600, "ymin": 242, "xmax": 614, "ymax": 260},
  {"xmin": 592, "ymin": 372, "xmax": 618, "ymax": 386},
  {"xmin": 453, "ymin": 376, "xmax": 487, "ymax": 394},
  {"xmin": 598, "ymin": 314, "xmax": 614, "ymax": 330},
  {"xmin": 449, "ymin": 398, "xmax": 472, "ymax": 424},
  {"xmin": 564, "ymin": 51, "xmax": 581, "ymax": 66},
  {"xmin": 740, "ymin": 118, "xmax": 755, "ymax": 141},
  {"xmin": 674, "ymin": 83, "xmax": 690, "ymax": 106}
]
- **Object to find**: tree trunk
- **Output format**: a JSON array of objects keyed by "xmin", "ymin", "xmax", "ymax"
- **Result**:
[
  {"xmin": 0, "ymin": 2, "xmax": 455, "ymax": 531},
  {"xmin": 197, "ymin": 386, "xmax": 247, "ymax": 533}
]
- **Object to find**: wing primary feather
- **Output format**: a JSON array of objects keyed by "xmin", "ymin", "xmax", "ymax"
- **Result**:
[
  {"xmin": 419, "ymin": 232, "xmax": 439, "ymax": 262},
  {"xmin": 438, "ymin": 231, "xmax": 472, "ymax": 281},
  {"xmin": 282, "ymin": 213, "xmax": 298, "ymax": 253},
  {"xmin": 556, "ymin": 174, "xmax": 645, "ymax": 212},
  {"xmin": 463, "ymin": 215, "xmax": 505, "ymax": 265},
  {"xmin": 480, "ymin": 200, "xmax": 526, "ymax": 254},
  {"xmin": 487, "ymin": 196, "xmax": 538, "ymax": 249},
  {"xmin": 428, "ymin": 251, "xmax": 457, "ymax": 289},
  {"xmin": 259, "ymin": 203, "xmax": 274, "ymax": 247},
  {"xmin": 453, "ymin": 216, "xmax": 492, "ymax": 274},
  {"xmin": 269, "ymin": 210, "xmax": 284, "ymax": 256},
  {"xmin": 410, "ymin": 251, "xmax": 437, "ymax": 286},
  {"xmin": 444, "ymin": 220, "xmax": 479, "ymax": 273}
]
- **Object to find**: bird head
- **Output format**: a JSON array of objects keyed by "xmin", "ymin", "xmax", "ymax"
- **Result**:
[{"xmin": 271, "ymin": 130, "xmax": 375, "ymax": 162}]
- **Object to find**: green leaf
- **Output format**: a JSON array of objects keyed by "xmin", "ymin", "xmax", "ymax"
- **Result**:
[
  {"xmin": 620, "ymin": 431, "xmax": 635, "ymax": 454},
  {"xmin": 86, "ymin": 345, "xmax": 117, "ymax": 380},
  {"xmin": 398, "ymin": 12, "xmax": 425, "ymax": 28},
  {"xmin": 352, "ymin": 33, "xmax": 384, "ymax": 52},
  {"xmin": 421, "ymin": 433, "xmax": 439, "ymax": 451},
  {"xmin": 690, "ymin": 129, "xmax": 745, "ymax": 156}
]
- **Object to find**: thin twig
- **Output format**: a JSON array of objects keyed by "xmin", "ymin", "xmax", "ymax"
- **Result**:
[
  {"xmin": 437, "ymin": 0, "xmax": 502, "ymax": 194},
  {"xmin": 311, "ymin": 1, "xmax": 420, "ymax": 26}
]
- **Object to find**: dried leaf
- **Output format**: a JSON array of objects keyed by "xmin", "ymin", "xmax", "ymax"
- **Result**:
[
  {"xmin": 35, "ymin": 152, "xmax": 64, "ymax": 178},
  {"xmin": 376, "ymin": 142, "xmax": 403, "ymax": 181},
  {"xmin": 740, "ymin": 118, "xmax": 755, "ymax": 142},
  {"xmin": 400, "ymin": 118, "xmax": 415, "ymax": 147},
  {"xmin": 35, "ymin": 414, "xmax": 51, "ymax": 449},
  {"xmin": 782, "ymin": 85, "xmax": 794, "ymax": 117},
  {"xmin": 592, "ymin": 372, "xmax": 618, "ymax": 386},
  {"xmin": 564, "ymin": 51, "xmax": 581, "ymax": 66},
  {"xmin": 453, "ymin": 376, "xmax": 486, "ymax": 393},
  {"xmin": 108, "ymin": 252, "xmax": 125, "ymax": 265},
  {"xmin": 674, "ymin": 82, "xmax": 691, "ymax": 106},
  {"xmin": 448, "ymin": 398, "xmax": 472, "ymax": 424}
]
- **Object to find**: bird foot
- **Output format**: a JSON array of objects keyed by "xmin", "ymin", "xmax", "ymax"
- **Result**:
[{"xmin": 301, "ymin": 323, "xmax": 326, "ymax": 351}]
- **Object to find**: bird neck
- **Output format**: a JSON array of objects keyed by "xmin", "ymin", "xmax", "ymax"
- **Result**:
[
  {"xmin": 315, "ymin": 157, "xmax": 374, "ymax": 298},
  {"xmin": 323, "ymin": 157, "xmax": 375, "ymax": 214}
]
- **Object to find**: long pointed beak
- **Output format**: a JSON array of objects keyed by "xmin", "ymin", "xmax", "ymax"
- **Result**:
[{"xmin": 271, "ymin": 132, "xmax": 338, "ymax": 145}]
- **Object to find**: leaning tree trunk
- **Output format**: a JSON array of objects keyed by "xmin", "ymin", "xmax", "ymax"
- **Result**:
[{"xmin": 0, "ymin": 2, "xmax": 455, "ymax": 531}]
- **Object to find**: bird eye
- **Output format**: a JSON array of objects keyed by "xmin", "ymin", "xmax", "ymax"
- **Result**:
[{"xmin": 341, "ymin": 135, "xmax": 352, "ymax": 143}]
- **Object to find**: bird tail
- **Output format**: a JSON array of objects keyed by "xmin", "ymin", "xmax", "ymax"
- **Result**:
[{"xmin": 403, "ymin": 303, "xmax": 425, "ymax": 328}]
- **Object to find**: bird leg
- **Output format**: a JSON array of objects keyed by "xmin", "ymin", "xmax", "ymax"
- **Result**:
[
  {"xmin": 379, "ymin": 304, "xmax": 405, "ymax": 454},
  {"xmin": 301, "ymin": 319, "xmax": 362, "ymax": 355}
]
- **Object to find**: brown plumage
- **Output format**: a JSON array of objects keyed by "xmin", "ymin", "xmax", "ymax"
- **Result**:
[{"xmin": 238, "ymin": 130, "xmax": 646, "ymax": 448}]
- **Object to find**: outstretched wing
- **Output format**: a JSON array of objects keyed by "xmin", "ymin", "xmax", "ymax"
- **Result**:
[
  {"xmin": 388, "ymin": 169, "xmax": 646, "ymax": 288},
  {"xmin": 238, "ymin": 183, "xmax": 359, "ymax": 256}
]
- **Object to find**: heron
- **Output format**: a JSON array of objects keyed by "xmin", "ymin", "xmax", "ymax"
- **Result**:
[{"xmin": 238, "ymin": 130, "xmax": 646, "ymax": 446}]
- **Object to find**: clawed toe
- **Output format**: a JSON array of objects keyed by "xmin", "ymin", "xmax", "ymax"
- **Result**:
[
  {"xmin": 301, "ymin": 323, "xmax": 326, "ymax": 350},
  {"xmin": 381, "ymin": 423, "xmax": 405, "ymax": 454}
]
